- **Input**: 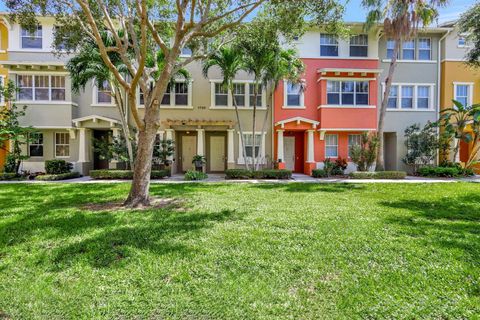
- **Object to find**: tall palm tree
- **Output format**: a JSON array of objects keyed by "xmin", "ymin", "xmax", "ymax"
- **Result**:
[
  {"xmin": 363, "ymin": 0, "xmax": 447, "ymax": 171},
  {"xmin": 202, "ymin": 47, "xmax": 250, "ymax": 170}
]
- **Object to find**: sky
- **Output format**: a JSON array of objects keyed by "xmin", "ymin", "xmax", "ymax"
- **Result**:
[{"xmin": 0, "ymin": 1, "xmax": 476, "ymax": 25}]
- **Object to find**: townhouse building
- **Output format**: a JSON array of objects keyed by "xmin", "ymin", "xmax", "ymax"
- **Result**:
[
  {"xmin": 0, "ymin": 15, "xmax": 9, "ymax": 169},
  {"xmin": 0, "ymin": 17, "xmax": 272, "ymax": 175}
]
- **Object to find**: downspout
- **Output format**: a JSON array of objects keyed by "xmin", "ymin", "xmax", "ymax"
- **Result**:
[
  {"xmin": 271, "ymin": 85, "xmax": 275, "ymax": 169},
  {"xmin": 437, "ymin": 28, "xmax": 452, "ymax": 165}
]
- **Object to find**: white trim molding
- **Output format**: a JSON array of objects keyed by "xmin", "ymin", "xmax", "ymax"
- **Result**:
[
  {"xmin": 283, "ymin": 80, "xmax": 305, "ymax": 108},
  {"xmin": 275, "ymin": 116, "xmax": 319, "ymax": 129},
  {"xmin": 72, "ymin": 115, "xmax": 120, "ymax": 127},
  {"xmin": 382, "ymin": 82, "xmax": 436, "ymax": 111},
  {"xmin": 318, "ymin": 105, "xmax": 376, "ymax": 109},
  {"xmin": 453, "ymin": 82, "xmax": 474, "ymax": 107},
  {"xmin": 209, "ymin": 80, "xmax": 266, "ymax": 109}
]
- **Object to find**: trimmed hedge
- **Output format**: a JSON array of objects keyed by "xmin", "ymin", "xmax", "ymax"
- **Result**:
[
  {"xmin": 312, "ymin": 169, "xmax": 328, "ymax": 178},
  {"xmin": 184, "ymin": 170, "xmax": 208, "ymax": 181},
  {"xmin": 0, "ymin": 173, "xmax": 23, "ymax": 180},
  {"xmin": 225, "ymin": 169, "xmax": 292, "ymax": 180},
  {"xmin": 45, "ymin": 159, "xmax": 73, "ymax": 174},
  {"xmin": 89, "ymin": 169, "xmax": 170, "ymax": 180},
  {"xmin": 35, "ymin": 172, "xmax": 81, "ymax": 181},
  {"xmin": 417, "ymin": 166, "xmax": 475, "ymax": 178},
  {"xmin": 349, "ymin": 171, "xmax": 407, "ymax": 180}
]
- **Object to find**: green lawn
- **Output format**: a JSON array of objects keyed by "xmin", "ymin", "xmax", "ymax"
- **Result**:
[{"xmin": 0, "ymin": 182, "xmax": 479, "ymax": 319}]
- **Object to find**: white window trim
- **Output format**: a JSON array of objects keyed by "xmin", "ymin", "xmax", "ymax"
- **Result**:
[
  {"xmin": 138, "ymin": 79, "xmax": 193, "ymax": 109},
  {"xmin": 320, "ymin": 34, "xmax": 339, "ymax": 57},
  {"xmin": 237, "ymin": 132, "xmax": 267, "ymax": 165},
  {"xmin": 210, "ymin": 80, "xmax": 266, "ymax": 110},
  {"xmin": 28, "ymin": 132, "xmax": 44, "ymax": 158},
  {"xmin": 325, "ymin": 134, "xmax": 338, "ymax": 158},
  {"xmin": 453, "ymin": 82, "xmax": 474, "ymax": 107},
  {"xmin": 16, "ymin": 74, "xmax": 67, "ymax": 103},
  {"xmin": 20, "ymin": 25, "xmax": 43, "ymax": 50},
  {"xmin": 283, "ymin": 80, "xmax": 305, "ymax": 109},
  {"xmin": 347, "ymin": 134, "xmax": 362, "ymax": 157},
  {"xmin": 54, "ymin": 132, "xmax": 70, "ymax": 158},
  {"xmin": 383, "ymin": 83, "xmax": 435, "ymax": 111},
  {"xmin": 349, "ymin": 34, "xmax": 368, "ymax": 57},
  {"xmin": 92, "ymin": 81, "xmax": 115, "ymax": 107},
  {"xmin": 417, "ymin": 37, "xmax": 432, "ymax": 61},
  {"xmin": 325, "ymin": 80, "xmax": 370, "ymax": 107}
]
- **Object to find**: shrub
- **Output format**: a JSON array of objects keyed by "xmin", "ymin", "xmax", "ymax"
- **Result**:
[
  {"xmin": 0, "ymin": 172, "xmax": 22, "ymax": 180},
  {"xmin": 35, "ymin": 172, "xmax": 81, "ymax": 181},
  {"xmin": 312, "ymin": 169, "xmax": 328, "ymax": 178},
  {"xmin": 89, "ymin": 170, "xmax": 169, "ymax": 180},
  {"xmin": 350, "ymin": 133, "xmax": 378, "ymax": 171},
  {"xmin": 225, "ymin": 169, "xmax": 253, "ymax": 179},
  {"xmin": 260, "ymin": 169, "xmax": 292, "ymax": 179},
  {"xmin": 184, "ymin": 170, "xmax": 208, "ymax": 181},
  {"xmin": 418, "ymin": 166, "xmax": 461, "ymax": 178},
  {"xmin": 225, "ymin": 169, "xmax": 292, "ymax": 180},
  {"xmin": 349, "ymin": 171, "xmax": 406, "ymax": 179},
  {"xmin": 45, "ymin": 160, "xmax": 73, "ymax": 174}
]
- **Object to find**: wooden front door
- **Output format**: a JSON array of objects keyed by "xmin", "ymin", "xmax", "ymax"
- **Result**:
[
  {"xmin": 181, "ymin": 135, "xmax": 197, "ymax": 172},
  {"xmin": 209, "ymin": 135, "xmax": 226, "ymax": 172},
  {"xmin": 284, "ymin": 136, "xmax": 295, "ymax": 171}
]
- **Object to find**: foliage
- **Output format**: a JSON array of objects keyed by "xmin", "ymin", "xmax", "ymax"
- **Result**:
[
  {"xmin": 45, "ymin": 160, "xmax": 73, "ymax": 174},
  {"xmin": 349, "ymin": 133, "xmax": 379, "ymax": 172},
  {"xmin": 402, "ymin": 122, "xmax": 439, "ymax": 173},
  {"xmin": 311, "ymin": 169, "xmax": 328, "ymax": 178},
  {"xmin": 225, "ymin": 169, "xmax": 292, "ymax": 179},
  {"xmin": 93, "ymin": 133, "xmax": 137, "ymax": 170},
  {"xmin": 0, "ymin": 172, "xmax": 22, "ymax": 180},
  {"xmin": 153, "ymin": 139, "xmax": 175, "ymax": 167},
  {"xmin": 192, "ymin": 155, "xmax": 207, "ymax": 164},
  {"xmin": 184, "ymin": 170, "xmax": 208, "ymax": 181},
  {"xmin": 440, "ymin": 99, "xmax": 480, "ymax": 168},
  {"xmin": 35, "ymin": 172, "xmax": 81, "ymax": 181},
  {"xmin": 458, "ymin": 3, "xmax": 480, "ymax": 68},
  {"xmin": 349, "ymin": 171, "xmax": 406, "ymax": 179},
  {"xmin": 89, "ymin": 170, "xmax": 169, "ymax": 180},
  {"xmin": 418, "ymin": 165, "xmax": 475, "ymax": 178}
]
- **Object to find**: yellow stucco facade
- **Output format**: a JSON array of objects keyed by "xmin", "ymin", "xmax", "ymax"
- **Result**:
[{"xmin": 0, "ymin": 19, "xmax": 8, "ymax": 170}]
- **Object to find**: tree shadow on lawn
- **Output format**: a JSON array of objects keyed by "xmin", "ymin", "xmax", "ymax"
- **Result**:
[
  {"xmin": 380, "ymin": 193, "xmax": 480, "ymax": 263},
  {"xmin": 252, "ymin": 182, "xmax": 365, "ymax": 193}
]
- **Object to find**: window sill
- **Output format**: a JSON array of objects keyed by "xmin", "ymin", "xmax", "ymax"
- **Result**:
[
  {"xmin": 318, "ymin": 105, "xmax": 376, "ymax": 109},
  {"xmin": 387, "ymin": 108, "xmax": 435, "ymax": 112},
  {"xmin": 91, "ymin": 103, "xmax": 116, "ymax": 107},
  {"xmin": 210, "ymin": 106, "xmax": 267, "ymax": 110},
  {"xmin": 17, "ymin": 100, "xmax": 74, "ymax": 105},
  {"xmin": 382, "ymin": 59, "xmax": 437, "ymax": 64},
  {"xmin": 237, "ymin": 158, "xmax": 267, "ymax": 165},
  {"xmin": 159, "ymin": 105, "xmax": 194, "ymax": 109},
  {"xmin": 55, "ymin": 156, "xmax": 70, "ymax": 159},
  {"xmin": 282, "ymin": 105, "xmax": 306, "ymax": 109}
]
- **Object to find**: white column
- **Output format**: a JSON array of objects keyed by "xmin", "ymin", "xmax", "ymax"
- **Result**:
[
  {"xmin": 157, "ymin": 130, "xmax": 165, "ymax": 141},
  {"xmin": 227, "ymin": 129, "xmax": 235, "ymax": 164},
  {"xmin": 165, "ymin": 129, "xmax": 174, "ymax": 161},
  {"xmin": 307, "ymin": 130, "xmax": 315, "ymax": 163},
  {"xmin": 196, "ymin": 129, "xmax": 205, "ymax": 156},
  {"xmin": 277, "ymin": 130, "xmax": 284, "ymax": 162},
  {"xmin": 78, "ymin": 128, "xmax": 88, "ymax": 163}
]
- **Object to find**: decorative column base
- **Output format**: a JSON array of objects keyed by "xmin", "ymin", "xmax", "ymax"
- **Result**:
[
  {"xmin": 227, "ymin": 162, "xmax": 236, "ymax": 169},
  {"xmin": 304, "ymin": 162, "xmax": 316, "ymax": 176}
]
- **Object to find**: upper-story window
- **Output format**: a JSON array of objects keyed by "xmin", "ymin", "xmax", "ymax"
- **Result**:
[
  {"xmin": 350, "ymin": 35, "xmax": 368, "ymax": 57},
  {"xmin": 387, "ymin": 86, "xmax": 398, "ymax": 108},
  {"xmin": 286, "ymin": 82, "xmax": 302, "ymax": 106},
  {"xmin": 455, "ymin": 84, "xmax": 471, "ymax": 106},
  {"xmin": 249, "ymin": 84, "xmax": 262, "ymax": 107},
  {"xmin": 418, "ymin": 38, "xmax": 431, "ymax": 60},
  {"xmin": 215, "ymin": 83, "xmax": 228, "ymax": 106},
  {"xmin": 402, "ymin": 40, "xmax": 415, "ymax": 60},
  {"xmin": 387, "ymin": 84, "xmax": 434, "ymax": 110},
  {"xmin": 320, "ymin": 34, "xmax": 338, "ymax": 57},
  {"xmin": 97, "ymin": 80, "xmax": 113, "ymax": 104},
  {"xmin": 17, "ymin": 75, "xmax": 66, "ymax": 102},
  {"xmin": 386, "ymin": 39, "xmax": 397, "ymax": 59},
  {"xmin": 401, "ymin": 86, "xmax": 414, "ymax": 108},
  {"xmin": 174, "ymin": 82, "xmax": 188, "ymax": 105},
  {"xmin": 21, "ymin": 26, "xmax": 42, "ymax": 49},
  {"xmin": 161, "ymin": 85, "xmax": 171, "ymax": 105},
  {"xmin": 326, "ymin": 80, "xmax": 369, "ymax": 106},
  {"xmin": 233, "ymin": 83, "xmax": 245, "ymax": 106},
  {"xmin": 212, "ymin": 82, "xmax": 264, "ymax": 108},
  {"xmin": 158, "ymin": 81, "xmax": 191, "ymax": 107},
  {"xmin": 458, "ymin": 36, "xmax": 467, "ymax": 47}
]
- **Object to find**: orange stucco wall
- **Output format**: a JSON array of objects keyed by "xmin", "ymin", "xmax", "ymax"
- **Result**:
[{"xmin": 0, "ymin": 20, "xmax": 8, "ymax": 170}]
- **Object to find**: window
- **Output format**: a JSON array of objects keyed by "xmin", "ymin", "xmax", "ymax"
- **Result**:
[
  {"xmin": 286, "ymin": 82, "xmax": 301, "ymax": 106},
  {"xmin": 174, "ymin": 82, "xmax": 188, "ymax": 105},
  {"xmin": 34, "ymin": 75, "xmax": 49, "ymax": 101},
  {"xmin": 418, "ymin": 38, "xmax": 431, "ymax": 60},
  {"xmin": 139, "ymin": 89, "xmax": 145, "ymax": 105},
  {"xmin": 21, "ymin": 26, "xmax": 42, "ymax": 49},
  {"xmin": 233, "ymin": 83, "xmax": 245, "ymax": 106},
  {"xmin": 249, "ymin": 84, "xmax": 262, "ymax": 107},
  {"xmin": 458, "ymin": 36, "xmax": 466, "ymax": 47},
  {"xmin": 350, "ymin": 35, "xmax": 368, "ymax": 57},
  {"xmin": 326, "ymin": 80, "xmax": 369, "ymax": 106},
  {"xmin": 97, "ymin": 80, "xmax": 112, "ymax": 104},
  {"xmin": 386, "ymin": 39, "xmax": 397, "ymax": 59},
  {"xmin": 402, "ymin": 40, "xmax": 415, "ymax": 60},
  {"xmin": 320, "ymin": 34, "xmax": 338, "ymax": 57},
  {"xmin": 401, "ymin": 86, "xmax": 414, "ymax": 109},
  {"xmin": 387, "ymin": 85, "xmax": 399, "ymax": 109},
  {"xmin": 243, "ymin": 133, "xmax": 261, "ymax": 157},
  {"xmin": 417, "ymin": 86, "xmax": 430, "ymax": 109},
  {"xmin": 455, "ymin": 85, "xmax": 470, "ymax": 106},
  {"xmin": 17, "ymin": 75, "xmax": 33, "ymax": 100},
  {"xmin": 161, "ymin": 85, "xmax": 171, "ymax": 105},
  {"xmin": 215, "ymin": 83, "xmax": 228, "ymax": 106},
  {"xmin": 325, "ymin": 134, "xmax": 338, "ymax": 158},
  {"xmin": 55, "ymin": 132, "xmax": 70, "ymax": 157},
  {"xmin": 348, "ymin": 134, "xmax": 361, "ymax": 154},
  {"xmin": 51, "ymin": 76, "xmax": 66, "ymax": 101},
  {"xmin": 29, "ymin": 133, "xmax": 43, "ymax": 157}
]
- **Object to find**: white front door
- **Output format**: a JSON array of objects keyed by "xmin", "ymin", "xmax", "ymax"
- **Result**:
[
  {"xmin": 209, "ymin": 136, "xmax": 225, "ymax": 172},
  {"xmin": 181, "ymin": 135, "xmax": 197, "ymax": 172},
  {"xmin": 284, "ymin": 136, "xmax": 295, "ymax": 171}
]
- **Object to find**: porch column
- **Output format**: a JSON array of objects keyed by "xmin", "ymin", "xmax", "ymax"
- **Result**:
[
  {"xmin": 307, "ymin": 130, "xmax": 315, "ymax": 163},
  {"xmin": 109, "ymin": 128, "xmax": 120, "ymax": 169},
  {"xmin": 165, "ymin": 129, "xmax": 174, "ymax": 161},
  {"xmin": 157, "ymin": 130, "xmax": 165, "ymax": 141},
  {"xmin": 78, "ymin": 128, "xmax": 88, "ymax": 163},
  {"xmin": 227, "ymin": 129, "xmax": 235, "ymax": 168},
  {"xmin": 277, "ymin": 130, "xmax": 284, "ymax": 162},
  {"xmin": 196, "ymin": 128, "xmax": 205, "ymax": 156}
]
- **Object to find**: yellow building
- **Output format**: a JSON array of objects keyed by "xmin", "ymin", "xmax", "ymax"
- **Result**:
[
  {"xmin": 0, "ymin": 15, "xmax": 9, "ymax": 170},
  {"xmin": 440, "ymin": 22, "xmax": 480, "ymax": 168}
]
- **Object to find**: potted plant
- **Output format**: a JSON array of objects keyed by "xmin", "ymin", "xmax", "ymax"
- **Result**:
[{"xmin": 192, "ymin": 155, "xmax": 206, "ymax": 172}]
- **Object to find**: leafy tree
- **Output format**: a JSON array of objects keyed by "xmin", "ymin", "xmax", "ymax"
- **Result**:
[
  {"xmin": 93, "ymin": 133, "xmax": 137, "ymax": 169},
  {"xmin": 8, "ymin": 0, "xmax": 344, "ymax": 207},
  {"xmin": 349, "ymin": 132, "xmax": 379, "ymax": 172},
  {"xmin": 153, "ymin": 138, "xmax": 175, "ymax": 167},
  {"xmin": 402, "ymin": 122, "xmax": 439, "ymax": 174},
  {"xmin": 0, "ymin": 81, "xmax": 38, "ymax": 174},
  {"xmin": 458, "ymin": 3, "xmax": 480, "ymax": 68},
  {"xmin": 363, "ymin": 0, "xmax": 447, "ymax": 171}
]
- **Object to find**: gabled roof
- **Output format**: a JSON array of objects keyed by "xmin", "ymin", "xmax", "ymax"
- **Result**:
[
  {"xmin": 72, "ymin": 115, "xmax": 120, "ymax": 127},
  {"xmin": 275, "ymin": 117, "xmax": 319, "ymax": 129}
]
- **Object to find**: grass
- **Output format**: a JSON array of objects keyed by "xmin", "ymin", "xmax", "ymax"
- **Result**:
[{"xmin": 0, "ymin": 182, "xmax": 479, "ymax": 319}]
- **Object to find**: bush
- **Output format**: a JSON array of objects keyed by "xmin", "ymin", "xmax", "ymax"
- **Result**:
[
  {"xmin": 89, "ymin": 170, "xmax": 169, "ymax": 180},
  {"xmin": 225, "ymin": 169, "xmax": 292, "ymax": 180},
  {"xmin": 45, "ymin": 160, "xmax": 73, "ymax": 174},
  {"xmin": 312, "ymin": 169, "xmax": 328, "ymax": 178},
  {"xmin": 349, "ymin": 171, "xmax": 406, "ymax": 179},
  {"xmin": 35, "ymin": 172, "xmax": 81, "ymax": 181},
  {"xmin": 0, "ymin": 172, "xmax": 22, "ymax": 180},
  {"xmin": 184, "ymin": 170, "xmax": 208, "ymax": 181},
  {"xmin": 418, "ymin": 166, "xmax": 462, "ymax": 178}
]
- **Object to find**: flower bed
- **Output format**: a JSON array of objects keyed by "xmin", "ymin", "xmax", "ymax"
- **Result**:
[
  {"xmin": 89, "ymin": 170, "xmax": 170, "ymax": 180},
  {"xmin": 35, "ymin": 172, "xmax": 81, "ymax": 181},
  {"xmin": 349, "ymin": 171, "xmax": 406, "ymax": 179},
  {"xmin": 225, "ymin": 169, "xmax": 292, "ymax": 180}
]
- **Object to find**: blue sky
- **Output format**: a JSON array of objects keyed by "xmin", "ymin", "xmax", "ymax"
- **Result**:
[{"xmin": 0, "ymin": 1, "xmax": 476, "ymax": 25}]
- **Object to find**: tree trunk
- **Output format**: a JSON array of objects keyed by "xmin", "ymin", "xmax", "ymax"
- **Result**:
[
  {"xmin": 256, "ymin": 104, "xmax": 269, "ymax": 171},
  {"xmin": 251, "ymin": 82, "xmax": 258, "ymax": 171},
  {"xmin": 376, "ymin": 40, "xmax": 400, "ymax": 171},
  {"xmin": 231, "ymin": 85, "xmax": 249, "ymax": 170},
  {"xmin": 113, "ymin": 87, "xmax": 134, "ymax": 170}
]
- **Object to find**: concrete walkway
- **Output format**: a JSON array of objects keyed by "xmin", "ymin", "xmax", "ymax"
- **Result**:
[{"xmin": 1, "ymin": 173, "xmax": 480, "ymax": 184}]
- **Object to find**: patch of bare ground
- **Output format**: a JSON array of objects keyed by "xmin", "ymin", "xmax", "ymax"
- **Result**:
[{"xmin": 81, "ymin": 197, "xmax": 184, "ymax": 211}]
